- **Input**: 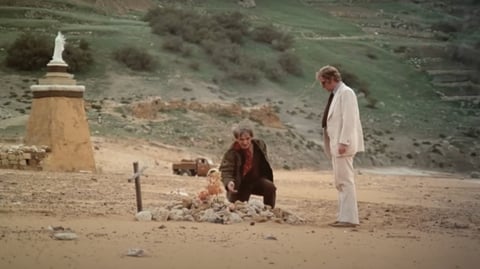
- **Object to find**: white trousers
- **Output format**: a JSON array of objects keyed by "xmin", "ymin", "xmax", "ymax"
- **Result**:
[{"xmin": 332, "ymin": 155, "xmax": 359, "ymax": 224}]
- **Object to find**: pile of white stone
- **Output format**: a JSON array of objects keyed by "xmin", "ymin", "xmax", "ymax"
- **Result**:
[
  {"xmin": 0, "ymin": 144, "xmax": 49, "ymax": 170},
  {"xmin": 136, "ymin": 195, "xmax": 305, "ymax": 225}
]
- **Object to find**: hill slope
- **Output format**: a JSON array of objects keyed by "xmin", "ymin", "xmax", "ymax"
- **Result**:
[{"xmin": 0, "ymin": 0, "xmax": 479, "ymax": 174}]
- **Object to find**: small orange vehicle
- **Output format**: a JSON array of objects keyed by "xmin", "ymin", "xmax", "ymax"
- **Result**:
[{"xmin": 172, "ymin": 157, "xmax": 215, "ymax": 177}]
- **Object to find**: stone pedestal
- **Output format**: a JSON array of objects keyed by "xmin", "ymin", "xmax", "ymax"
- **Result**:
[
  {"xmin": 38, "ymin": 62, "xmax": 76, "ymax": 85},
  {"xmin": 25, "ymin": 63, "xmax": 96, "ymax": 172}
]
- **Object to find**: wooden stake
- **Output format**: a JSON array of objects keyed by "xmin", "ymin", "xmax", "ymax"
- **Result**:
[{"xmin": 133, "ymin": 161, "xmax": 143, "ymax": 212}]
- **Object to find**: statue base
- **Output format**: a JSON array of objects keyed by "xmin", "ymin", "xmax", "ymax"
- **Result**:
[
  {"xmin": 31, "ymin": 85, "xmax": 85, "ymax": 98},
  {"xmin": 25, "ymin": 85, "xmax": 96, "ymax": 172},
  {"xmin": 47, "ymin": 61, "xmax": 68, "ymax": 72},
  {"xmin": 39, "ymin": 62, "xmax": 76, "ymax": 85}
]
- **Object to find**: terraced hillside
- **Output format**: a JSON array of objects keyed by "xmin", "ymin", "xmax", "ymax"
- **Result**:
[{"xmin": 305, "ymin": 0, "xmax": 480, "ymax": 100}]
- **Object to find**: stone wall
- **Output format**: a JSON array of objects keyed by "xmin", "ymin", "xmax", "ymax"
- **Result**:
[{"xmin": 0, "ymin": 145, "xmax": 49, "ymax": 170}]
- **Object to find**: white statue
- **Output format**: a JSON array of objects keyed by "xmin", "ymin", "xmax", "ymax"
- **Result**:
[{"xmin": 52, "ymin": 31, "xmax": 66, "ymax": 63}]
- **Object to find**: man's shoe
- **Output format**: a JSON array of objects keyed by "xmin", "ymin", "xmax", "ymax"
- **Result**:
[{"xmin": 328, "ymin": 221, "xmax": 358, "ymax": 228}]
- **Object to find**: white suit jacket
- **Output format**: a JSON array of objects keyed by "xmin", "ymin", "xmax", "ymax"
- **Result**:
[{"xmin": 323, "ymin": 82, "xmax": 365, "ymax": 158}]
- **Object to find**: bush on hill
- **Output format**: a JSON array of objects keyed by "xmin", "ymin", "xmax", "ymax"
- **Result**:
[
  {"xmin": 431, "ymin": 21, "xmax": 460, "ymax": 34},
  {"xmin": 162, "ymin": 36, "xmax": 185, "ymax": 53},
  {"xmin": 335, "ymin": 64, "xmax": 378, "ymax": 109},
  {"xmin": 207, "ymin": 42, "xmax": 243, "ymax": 68},
  {"xmin": 251, "ymin": 25, "xmax": 294, "ymax": 51},
  {"xmin": 278, "ymin": 52, "xmax": 303, "ymax": 76},
  {"xmin": 5, "ymin": 33, "xmax": 94, "ymax": 73},
  {"xmin": 144, "ymin": 6, "xmax": 302, "ymax": 84},
  {"xmin": 113, "ymin": 46, "xmax": 157, "ymax": 71},
  {"xmin": 145, "ymin": 7, "xmax": 248, "ymax": 45},
  {"xmin": 5, "ymin": 33, "xmax": 51, "ymax": 71},
  {"xmin": 64, "ymin": 39, "xmax": 94, "ymax": 73},
  {"xmin": 212, "ymin": 11, "xmax": 250, "ymax": 44},
  {"xmin": 447, "ymin": 44, "xmax": 480, "ymax": 70},
  {"xmin": 263, "ymin": 64, "xmax": 286, "ymax": 82}
]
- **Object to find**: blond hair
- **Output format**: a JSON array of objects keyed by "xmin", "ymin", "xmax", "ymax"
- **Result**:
[{"xmin": 316, "ymin": 65, "xmax": 342, "ymax": 82}]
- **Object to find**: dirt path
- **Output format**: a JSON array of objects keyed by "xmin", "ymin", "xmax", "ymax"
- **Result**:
[{"xmin": 0, "ymin": 138, "xmax": 479, "ymax": 269}]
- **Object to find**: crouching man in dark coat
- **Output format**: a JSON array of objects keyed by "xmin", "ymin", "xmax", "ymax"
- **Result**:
[{"xmin": 219, "ymin": 125, "xmax": 276, "ymax": 208}]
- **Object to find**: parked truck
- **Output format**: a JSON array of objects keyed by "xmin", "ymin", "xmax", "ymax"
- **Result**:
[{"xmin": 172, "ymin": 157, "xmax": 216, "ymax": 177}]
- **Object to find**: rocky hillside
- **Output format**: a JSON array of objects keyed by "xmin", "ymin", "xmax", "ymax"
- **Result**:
[{"xmin": 0, "ymin": 0, "xmax": 479, "ymax": 175}]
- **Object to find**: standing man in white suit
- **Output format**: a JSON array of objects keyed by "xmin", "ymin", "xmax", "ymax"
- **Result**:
[{"xmin": 316, "ymin": 65, "xmax": 365, "ymax": 228}]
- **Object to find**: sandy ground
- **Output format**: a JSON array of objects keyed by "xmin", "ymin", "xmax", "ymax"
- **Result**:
[{"xmin": 1, "ymin": 137, "xmax": 479, "ymax": 269}]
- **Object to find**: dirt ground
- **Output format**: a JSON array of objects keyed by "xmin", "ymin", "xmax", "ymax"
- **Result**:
[{"xmin": 0, "ymin": 137, "xmax": 479, "ymax": 269}]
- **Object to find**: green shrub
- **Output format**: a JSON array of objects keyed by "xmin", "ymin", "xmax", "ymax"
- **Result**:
[
  {"xmin": 181, "ymin": 45, "xmax": 193, "ymax": 57},
  {"xmin": 431, "ymin": 21, "xmax": 460, "ymax": 33},
  {"xmin": 337, "ymin": 67, "xmax": 364, "ymax": 90},
  {"xmin": 278, "ymin": 52, "xmax": 303, "ymax": 76},
  {"xmin": 5, "ymin": 33, "xmax": 51, "ymax": 71},
  {"xmin": 251, "ymin": 25, "xmax": 294, "ymax": 51},
  {"xmin": 248, "ymin": 58, "xmax": 266, "ymax": 71},
  {"xmin": 162, "ymin": 36, "xmax": 184, "ymax": 53},
  {"xmin": 63, "ymin": 39, "xmax": 93, "ymax": 73},
  {"xmin": 336, "ymin": 65, "xmax": 377, "ymax": 108},
  {"xmin": 144, "ymin": 6, "xmax": 299, "ymax": 83},
  {"xmin": 5, "ymin": 34, "xmax": 93, "ymax": 73},
  {"xmin": 146, "ymin": 7, "xmax": 249, "ymax": 45},
  {"xmin": 433, "ymin": 31, "xmax": 451, "ymax": 41},
  {"xmin": 271, "ymin": 34, "xmax": 294, "ymax": 51},
  {"xmin": 200, "ymin": 39, "xmax": 216, "ymax": 55},
  {"xmin": 208, "ymin": 42, "xmax": 242, "ymax": 68},
  {"xmin": 263, "ymin": 64, "xmax": 286, "ymax": 82},
  {"xmin": 143, "ymin": 6, "xmax": 162, "ymax": 22},
  {"xmin": 251, "ymin": 25, "xmax": 282, "ymax": 44},
  {"xmin": 393, "ymin": 46, "xmax": 408, "ymax": 53},
  {"xmin": 148, "ymin": 8, "xmax": 186, "ymax": 36},
  {"xmin": 366, "ymin": 53, "xmax": 378, "ymax": 60},
  {"xmin": 113, "ymin": 46, "xmax": 156, "ymax": 71},
  {"xmin": 447, "ymin": 44, "xmax": 480, "ymax": 69},
  {"xmin": 188, "ymin": 62, "xmax": 200, "ymax": 71},
  {"xmin": 212, "ymin": 11, "xmax": 249, "ymax": 44}
]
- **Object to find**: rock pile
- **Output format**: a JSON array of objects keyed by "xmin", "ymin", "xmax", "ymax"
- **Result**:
[
  {"xmin": 138, "ymin": 196, "xmax": 305, "ymax": 225},
  {"xmin": 136, "ymin": 170, "xmax": 305, "ymax": 225},
  {"xmin": 0, "ymin": 144, "xmax": 49, "ymax": 170}
]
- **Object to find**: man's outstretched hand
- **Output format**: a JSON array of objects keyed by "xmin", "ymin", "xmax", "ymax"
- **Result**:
[{"xmin": 227, "ymin": 181, "xmax": 238, "ymax": 193}]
